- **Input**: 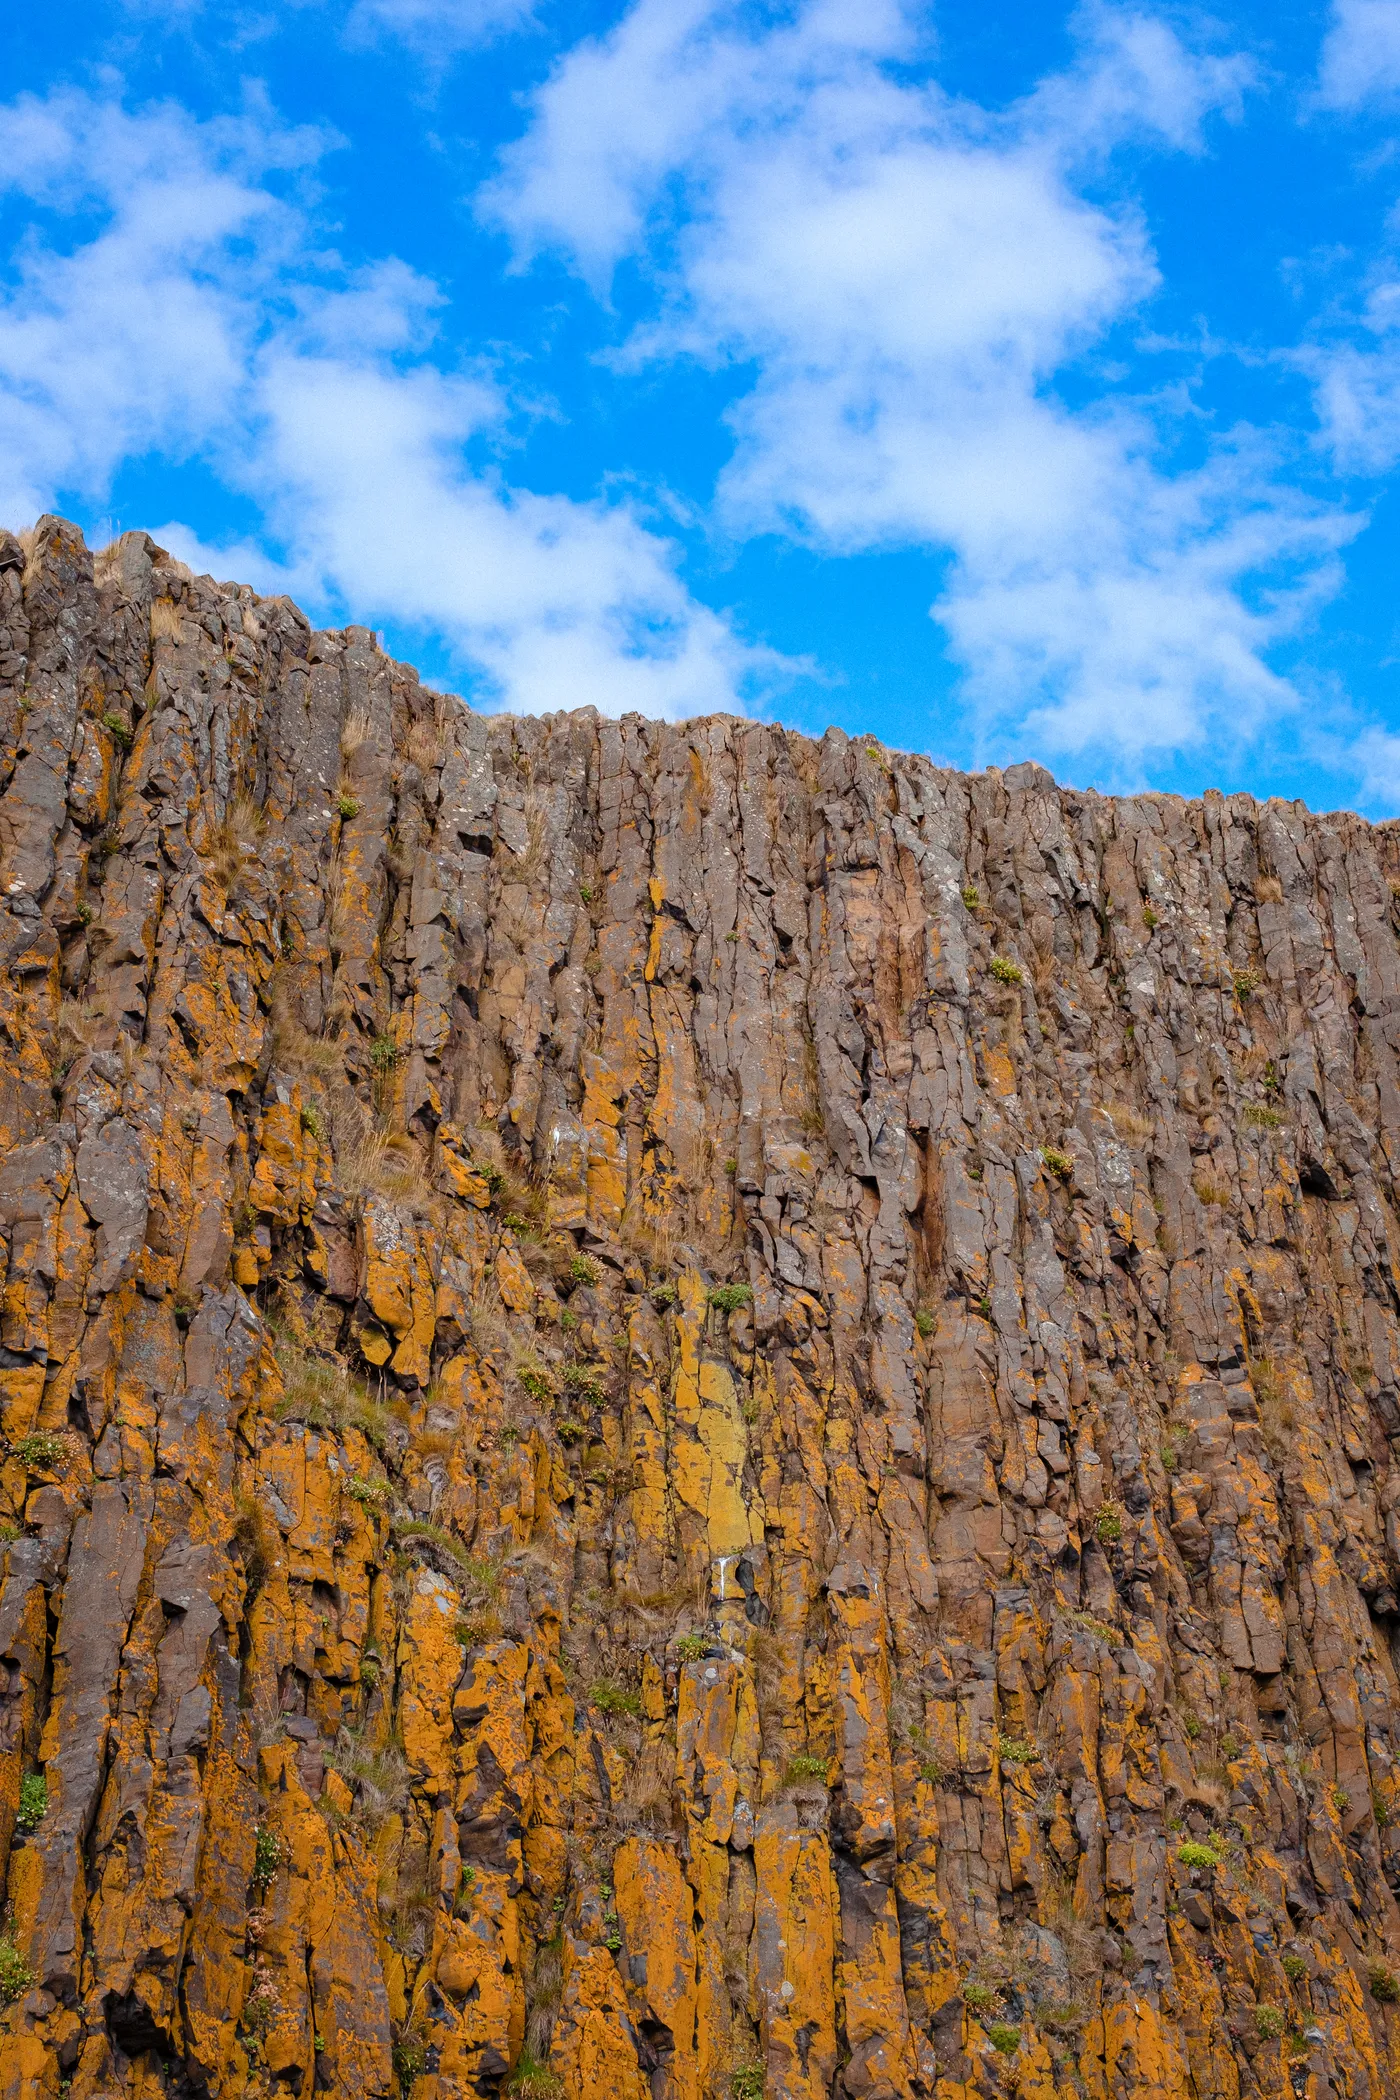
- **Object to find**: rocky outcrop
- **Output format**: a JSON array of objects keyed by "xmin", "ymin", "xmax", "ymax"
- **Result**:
[{"xmin": 2, "ymin": 516, "xmax": 1400, "ymax": 2096}]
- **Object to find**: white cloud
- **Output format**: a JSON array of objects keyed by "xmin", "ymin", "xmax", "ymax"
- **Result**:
[
  {"xmin": 0, "ymin": 87, "xmax": 773, "ymax": 720},
  {"xmin": 488, "ymin": 0, "xmax": 1347, "ymax": 768},
  {"xmin": 1317, "ymin": 0, "xmax": 1400, "ymax": 109},
  {"xmin": 344, "ymin": 0, "xmax": 536, "ymax": 55}
]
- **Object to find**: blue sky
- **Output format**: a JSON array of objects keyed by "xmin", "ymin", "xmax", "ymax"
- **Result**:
[{"xmin": 9, "ymin": 2, "xmax": 1400, "ymax": 813}]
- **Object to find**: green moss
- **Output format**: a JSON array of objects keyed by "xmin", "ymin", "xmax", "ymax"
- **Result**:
[
  {"xmin": 102, "ymin": 711, "xmax": 134, "ymax": 752},
  {"xmin": 0, "ymin": 1934, "xmax": 35, "ymax": 2004},
  {"xmin": 16, "ymin": 1771, "xmax": 47, "ymax": 1833},
  {"xmin": 1369, "ymin": 1962, "xmax": 1400, "ymax": 2003},
  {"xmin": 961, "ymin": 884, "xmax": 979, "ymax": 909},
  {"xmin": 784, "ymin": 1754, "xmax": 828, "ymax": 1784},
  {"xmin": 1255, "ymin": 2006, "xmax": 1286, "ymax": 2040},
  {"xmin": 987, "ymin": 2023, "xmax": 1022, "ymax": 2055},
  {"xmin": 990, "ymin": 955, "xmax": 1023, "ymax": 985},
  {"xmin": 568, "ymin": 1254, "xmax": 599, "ymax": 1288},
  {"xmin": 961, "ymin": 1982, "xmax": 998, "ymax": 2013},
  {"xmin": 1039, "ymin": 1146, "xmax": 1073, "ymax": 1179},
  {"xmin": 590, "ymin": 1679, "xmax": 641, "ymax": 1718},
  {"xmin": 1095, "ymin": 1505, "xmax": 1123, "ymax": 1543},
  {"xmin": 914, "ymin": 1308, "xmax": 936, "ymax": 1339},
  {"xmin": 1282, "ymin": 1954, "xmax": 1308, "ymax": 1981},
  {"xmin": 709, "ymin": 1282, "xmax": 753, "ymax": 1313},
  {"xmin": 1177, "ymin": 1839, "xmax": 1227, "ymax": 1870},
  {"xmin": 675, "ymin": 1634, "xmax": 707, "ymax": 1662},
  {"xmin": 336, "ymin": 792, "xmax": 360, "ymax": 819}
]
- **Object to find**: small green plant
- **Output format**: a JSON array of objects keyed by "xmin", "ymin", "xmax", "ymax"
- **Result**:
[
  {"xmin": 393, "ymin": 2038, "xmax": 427, "ymax": 2089},
  {"xmin": 1377, "ymin": 1790, "xmax": 1392, "ymax": 1829},
  {"xmin": 1220, "ymin": 1734, "xmax": 1241, "ymax": 1760},
  {"xmin": 76, "ymin": 902, "xmax": 93, "ymax": 926},
  {"xmin": 300, "ymin": 1103, "xmax": 326, "ymax": 1140},
  {"xmin": 1332, "ymin": 1782, "xmax": 1350, "ymax": 1813},
  {"xmin": 252, "ymin": 1825, "xmax": 286, "ymax": 1891},
  {"xmin": 569, "ymin": 1255, "xmax": 599, "ymax": 1288},
  {"xmin": 1095, "ymin": 1505, "xmax": 1123, "ymax": 1544},
  {"xmin": 336, "ymin": 793, "xmax": 360, "ymax": 820},
  {"xmin": 0, "ymin": 1932, "xmax": 35, "ymax": 2004},
  {"xmin": 103, "ymin": 711, "xmax": 134, "ymax": 752},
  {"xmin": 1234, "ymin": 967, "xmax": 1261, "ymax": 999},
  {"xmin": 1255, "ymin": 2006, "xmax": 1286, "ymax": 2040},
  {"xmin": 1040, "ymin": 1146, "xmax": 1073, "ymax": 1179},
  {"xmin": 1242, "ymin": 1103, "xmax": 1284, "ymax": 1129},
  {"xmin": 16, "ymin": 1772, "xmax": 47, "ymax": 1833},
  {"xmin": 579, "ymin": 883, "xmax": 596, "ymax": 905},
  {"xmin": 918, "ymin": 1755, "xmax": 945, "ymax": 1784},
  {"xmin": 962, "ymin": 1982, "xmax": 999, "ymax": 2014},
  {"xmin": 784, "ymin": 1754, "xmax": 828, "ymax": 1785},
  {"xmin": 709, "ymin": 1282, "xmax": 753, "ymax": 1313},
  {"xmin": 590, "ymin": 1679, "xmax": 642, "ymax": 1718},
  {"xmin": 723, "ymin": 1157, "xmax": 738, "ymax": 1175},
  {"xmin": 1142, "ymin": 906, "xmax": 1158, "ymax": 930},
  {"xmin": 1183, "ymin": 1713, "xmax": 1202, "ymax": 1740},
  {"xmin": 914, "ymin": 1308, "xmax": 936, "ymax": 1339},
  {"xmin": 345, "ymin": 1475, "xmax": 389, "ymax": 1507},
  {"xmin": 11, "ymin": 1432, "xmax": 66, "ymax": 1472},
  {"xmin": 518, "ymin": 1367, "xmax": 553, "ymax": 1404},
  {"xmin": 556, "ymin": 1419, "xmax": 586, "ymax": 1446},
  {"xmin": 359, "ymin": 1653, "xmax": 382, "ymax": 1690},
  {"xmin": 1064, "ymin": 1610, "xmax": 1119, "ymax": 1644},
  {"xmin": 1371, "ymin": 1962, "xmax": 1400, "ymax": 2004},
  {"xmin": 726, "ymin": 931, "xmax": 740, "ymax": 943},
  {"xmin": 676, "ymin": 1634, "xmax": 707, "ymax": 1662},
  {"xmin": 990, "ymin": 955, "xmax": 1023, "ymax": 985},
  {"xmin": 988, "ymin": 2023, "xmax": 1022, "ymax": 2055},
  {"xmin": 0, "ymin": 1523, "xmax": 17, "ymax": 1546},
  {"xmin": 369, "ymin": 1034, "xmax": 401, "ymax": 1072},
  {"xmin": 961, "ymin": 884, "xmax": 980, "ymax": 909},
  {"xmin": 505, "ymin": 2050, "xmax": 565, "ymax": 2099},
  {"xmin": 1161, "ymin": 1438, "xmax": 1180, "ymax": 1473},
  {"xmin": 1177, "ymin": 1839, "xmax": 1226, "ymax": 1870},
  {"xmin": 996, "ymin": 1735, "xmax": 1036, "ymax": 1768},
  {"xmin": 729, "ymin": 2064, "xmax": 764, "ymax": 2100},
  {"xmin": 651, "ymin": 1281, "xmax": 678, "ymax": 1309},
  {"xmin": 1282, "ymin": 1954, "xmax": 1308, "ymax": 1981}
]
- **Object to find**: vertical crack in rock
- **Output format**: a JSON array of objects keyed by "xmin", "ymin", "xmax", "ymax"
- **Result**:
[{"xmin": 3, "ymin": 516, "xmax": 1400, "ymax": 2096}]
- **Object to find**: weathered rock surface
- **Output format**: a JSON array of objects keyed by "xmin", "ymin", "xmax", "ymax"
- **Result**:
[{"xmin": 3, "ymin": 516, "xmax": 1400, "ymax": 2095}]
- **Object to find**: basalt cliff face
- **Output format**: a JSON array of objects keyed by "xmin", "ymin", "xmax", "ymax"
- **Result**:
[{"xmin": 4, "ymin": 517, "xmax": 1400, "ymax": 2100}]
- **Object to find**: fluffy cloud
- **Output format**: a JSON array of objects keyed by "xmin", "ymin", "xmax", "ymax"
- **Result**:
[
  {"xmin": 344, "ymin": 0, "xmax": 536, "ymax": 55},
  {"xmin": 1317, "ymin": 0, "xmax": 1400, "ymax": 108},
  {"xmin": 489, "ymin": 0, "xmax": 1345, "ymax": 768},
  {"xmin": 0, "ymin": 88, "xmax": 770, "ymax": 720}
]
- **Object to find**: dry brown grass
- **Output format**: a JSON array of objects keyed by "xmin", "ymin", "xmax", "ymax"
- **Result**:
[
  {"xmin": 1193, "ymin": 1175, "xmax": 1231, "ymax": 1207},
  {"xmin": 340, "ymin": 706, "xmax": 372, "ymax": 760},
  {"xmin": 1256, "ymin": 875, "xmax": 1284, "ymax": 904},
  {"xmin": 150, "ymin": 596, "xmax": 183, "ymax": 641},
  {"xmin": 271, "ymin": 1332, "xmax": 396, "ymax": 1452},
  {"xmin": 1104, "ymin": 1101, "xmax": 1153, "ymax": 1147},
  {"xmin": 202, "ymin": 792, "xmax": 266, "ymax": 890},
  {"xmin": 337, "ymin": 1127, "xmax": 439, "ymax": 1216},
  {"xmin": 405, "ymin": 718, "xmax": 444, "ymax": 772},
  {"xmin": 270, "ymin": 1006, "xmax": 344, "ymax": 1081}
]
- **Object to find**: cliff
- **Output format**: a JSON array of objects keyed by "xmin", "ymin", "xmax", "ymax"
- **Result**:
[{"xmin": 1, "ymin": 515, "xmax": 1400, "ymax": 2099}]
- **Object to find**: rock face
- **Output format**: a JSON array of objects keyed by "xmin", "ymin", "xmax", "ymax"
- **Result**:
[{"xmin": 4, "ymin": 516, "xmax": 1400, "ymax": 2097}]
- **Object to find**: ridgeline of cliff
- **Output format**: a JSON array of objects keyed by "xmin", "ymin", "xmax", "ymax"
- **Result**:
[{"xmin": 4, "ymin": 516, "xmax": 1400, "ymax": 2099}]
